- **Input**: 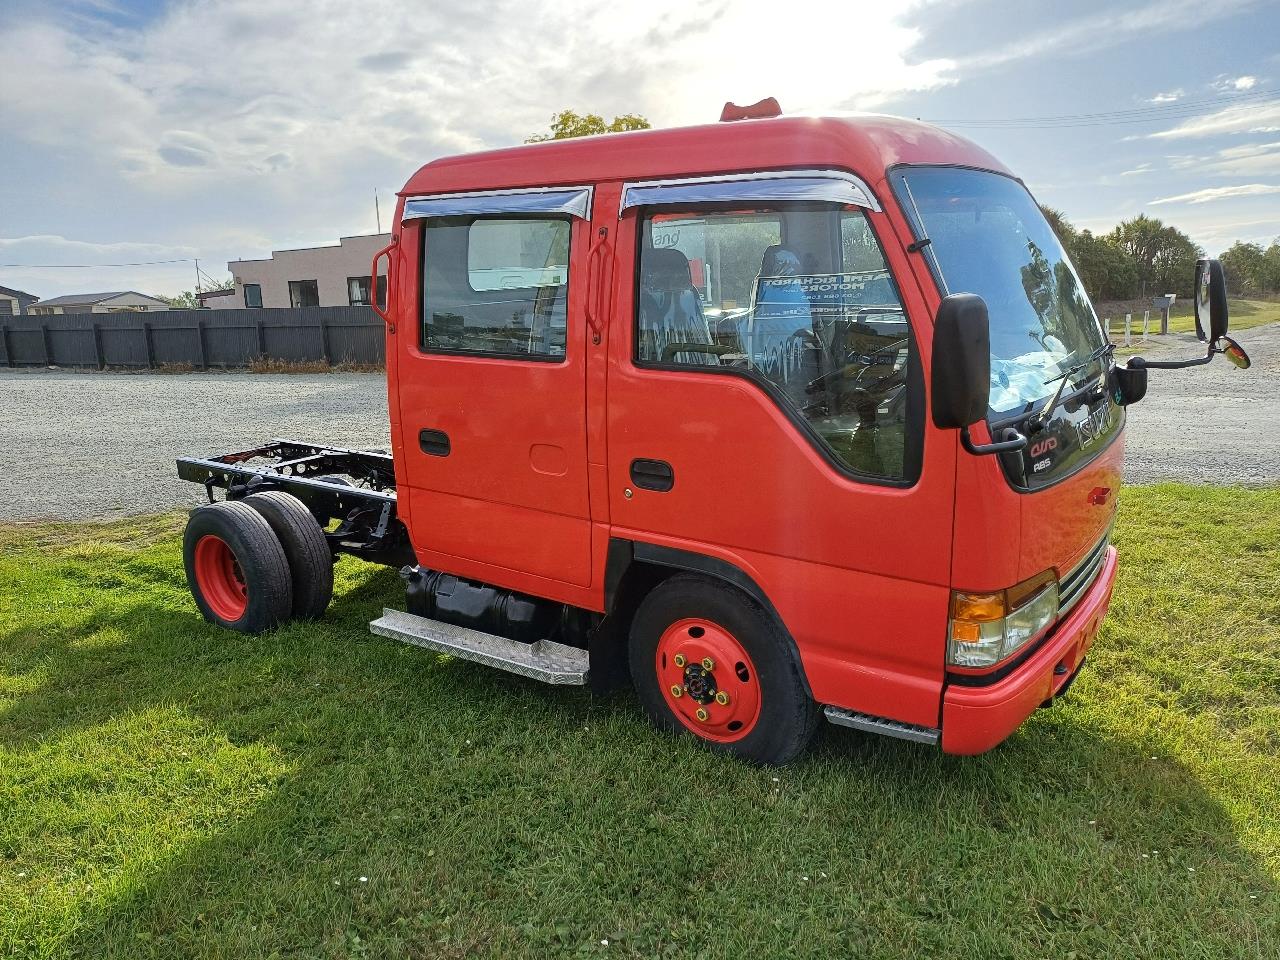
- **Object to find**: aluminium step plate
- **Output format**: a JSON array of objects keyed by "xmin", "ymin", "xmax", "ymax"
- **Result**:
[
  {"xmin": 370, "ymin": 608, "xmax": 588, "ymax": 685},
  {"xmin": 824, "ymin": 706, "xmax": 940, "ymax": 746}
]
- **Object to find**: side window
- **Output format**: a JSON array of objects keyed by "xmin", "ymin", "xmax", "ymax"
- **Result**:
[
  {"xmin": 636, "ymin": 205, "xmax": 916, "ymax": 481},
  {"xmin": 243, "ymin": 283, "xmax": 262, "ymax": 308},
  {"xmin": 422, "ymin": 217, "xmax": 570, "ymax": 359}
]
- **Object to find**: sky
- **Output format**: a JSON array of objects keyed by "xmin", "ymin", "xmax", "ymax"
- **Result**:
[{"xmin": 1, "ymin": 0, "xmax": 1278, "ymax": 299}]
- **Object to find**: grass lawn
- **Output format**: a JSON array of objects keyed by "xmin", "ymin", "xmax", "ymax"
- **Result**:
[
  {"xmin": 1, "ymin": 487, "xmax": 1277, "ymax": 958},
  {"xmin": 1099, "ymin": 298, "xmax": 1280, "ymax": 339}
]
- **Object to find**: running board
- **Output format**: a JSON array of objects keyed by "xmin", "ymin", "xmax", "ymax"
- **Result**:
[
  {"xmin": 824, "ymin": 706, "xmax": 941, "ymax": 746},
  {"xmin": 370, "ymin": 608, "xmax": 589, "ymax": 685}
]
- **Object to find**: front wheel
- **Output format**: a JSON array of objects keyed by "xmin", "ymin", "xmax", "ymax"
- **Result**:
[{"xmin": 629, "ymin": 574, "xmax": 819, "ymax": 765}]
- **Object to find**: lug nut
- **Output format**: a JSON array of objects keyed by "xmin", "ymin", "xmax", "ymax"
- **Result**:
[
  {"xmin": 673, "ymin": 653, "xmax": 686, "ymax": 667},
  {"xmin": 715, "ymin": 691, "xmax": 729, "ymax": 706},
  {"xmin": 701, "ymin": 657, "xmax": 715, "ymax": 671},
  {"xmin": 695, "ymin": 707, "xmax": 709, "ymax": 722},
  {"xmin": 670, "ymin": 684, "xmax": 683, "ymax": 698}
]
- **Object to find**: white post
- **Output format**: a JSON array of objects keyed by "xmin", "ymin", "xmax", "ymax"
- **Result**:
[
  {"xmin": 1105, "ymin": 317, "xmax": 1111, "ymax": 341},
  {"xmin": 1143, "ymin": 309, "xmax": 1150, "ymax": 341},
  {"xmin": 1124, "ymin": 313, "xmax": 1132, "ymax": 347}
]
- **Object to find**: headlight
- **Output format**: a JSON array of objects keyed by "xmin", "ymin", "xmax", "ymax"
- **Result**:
[{"xmin": 948, "ymin": 572, "xmax": 1059, "ymax": 669}]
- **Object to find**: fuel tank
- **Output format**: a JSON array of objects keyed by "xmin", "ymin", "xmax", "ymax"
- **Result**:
[{"xmin": 401, "ymin": 566, "xmax": 594, "ymax": 646}]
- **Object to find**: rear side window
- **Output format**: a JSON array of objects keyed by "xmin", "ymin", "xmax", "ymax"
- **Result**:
[
  {"xmin": 422, "ymin": 216, "xmax": 571, "ymax": 359},
  {"xmin": 636, "ymin": 205, "xmax": 918, "ymax": 482}
]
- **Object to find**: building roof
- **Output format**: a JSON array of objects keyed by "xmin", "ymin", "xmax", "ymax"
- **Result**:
[
  {"xmin": 399, "ymin": 115, "xmax": 1011, "ymax": 200},
  {"xmin": 34, "ymin": 290, "xmax": 168, "ymax": 307},
  {"xmin": 197, "ymin": 287, "xmax": 236, "ymax": 300},
  {"xmin": 0, "ymin": 285, "xmax": 39, "ymax": 303},
  {"xmin": 228, "ymin": 233, "xmax": 390, "ymax": 267}
]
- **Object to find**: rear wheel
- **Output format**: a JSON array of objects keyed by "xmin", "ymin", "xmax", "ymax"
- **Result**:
[
  {"xmin": 629, "ymin": 574, "xmax": 819, "ymax": 765},
  {"xmin": 184, "ymin": 501, "xmax": 292, "ymax": 633},
  {"xmin": 243, "ymin": 490, "xmax": 335, "ymax": 620}
]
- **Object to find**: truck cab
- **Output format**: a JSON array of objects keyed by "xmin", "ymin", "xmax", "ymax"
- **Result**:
[{"xmin": 180, "ymin": 111, "xmax": 1248, "ymax": 765}]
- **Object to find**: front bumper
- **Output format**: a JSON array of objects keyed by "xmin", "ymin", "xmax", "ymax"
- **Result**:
[{"xmin": 940, "ymin": 546, "xmax": 1117, "ymax": 755}]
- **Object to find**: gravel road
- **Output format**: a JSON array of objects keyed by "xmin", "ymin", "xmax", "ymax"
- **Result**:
[
  {"xmin": 0, "ymin": 372, "xmax": 389, "ymax": 521},
  {"xmin": 0, "ymin": 323, "xmax": 1275, "ymax": 522}
]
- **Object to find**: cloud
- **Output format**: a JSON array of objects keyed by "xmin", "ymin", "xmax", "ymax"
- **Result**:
[
  {"xmin": 1149, "ymin": 101, "xmax": 1280, "ymax": 138},
  {"xmin": 157, "ymin": 130, "xmax": 218, "ymax": 168},
  {"xmin": 1148, "ymin": 89, "xmax": 1184, "ymax": 104},
  {"xmin": 954, "ymin": 0, "xmax": 1259, "ymax": 71},
  {"xmin": 1121, "ymin": 163, "xmax": 1154, "ymax": 176},
  {"xmin": 1150, "ymin": 184, "xmax": 1280, "ymax": 205},
  {"xmin": 1214, "ymin": 74, "xmax": 1259, "ymax": 92}
]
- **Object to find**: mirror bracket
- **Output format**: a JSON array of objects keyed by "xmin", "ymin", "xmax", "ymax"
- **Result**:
[
  {"xmin": 961, "ymin": 425, "xmax": 1028, "ymax": 456},
  {"xmin": 1127, "ymin": 348, "xmax": 1214, "ymax": 371}
]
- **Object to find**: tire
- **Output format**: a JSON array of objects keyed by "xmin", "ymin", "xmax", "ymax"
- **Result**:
[
  {"xmin": 243, "ymin": 491, "xmax": 335, "ymax": 620},
  {"xmin": 628, "ymin": 574, "xmax": 819, "ymax": 765},
  {"xmin": 184, "ymin": 501, "xmax": 293, "ymax": 633}
]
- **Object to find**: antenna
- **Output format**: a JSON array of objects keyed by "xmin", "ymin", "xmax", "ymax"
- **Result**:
[{"xmin": 375, "ymin": 189, "xmax": 382, "ymax": 234}]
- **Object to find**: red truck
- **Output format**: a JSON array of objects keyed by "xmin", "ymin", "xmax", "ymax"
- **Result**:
[{"xmin": 177, "ymin": 104, "xmax": 1250, "ymax": 765}]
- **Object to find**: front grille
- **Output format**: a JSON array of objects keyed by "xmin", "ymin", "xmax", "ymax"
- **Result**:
[{"xmin": 1058, "ymin": 525, "xmax": 1112, "ymax": 617}]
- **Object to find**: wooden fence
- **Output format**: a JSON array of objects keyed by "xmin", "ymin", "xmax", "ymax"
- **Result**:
[{"xmin": 0, "ymin": 306, "xmax": 385, "ymax": 369}]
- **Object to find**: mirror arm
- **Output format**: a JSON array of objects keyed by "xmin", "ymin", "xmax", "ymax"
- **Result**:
[
  {"xmin": 1127, "ymin": 350, "xmax": 1213, "ymax": 371},
  {"xmin": 961, "ymin": 425, "xmax": 1029, "ymax": 456}
]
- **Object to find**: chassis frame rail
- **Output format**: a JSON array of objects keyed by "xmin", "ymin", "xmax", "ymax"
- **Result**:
[{"xmin": 176, "ymin": 439, "xmax": 413, "ymax": 567}]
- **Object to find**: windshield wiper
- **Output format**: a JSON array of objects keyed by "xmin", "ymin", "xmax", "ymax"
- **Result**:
[{"xmin": 1030, "ymin": 342, "xmax": 1114, "ymax": 431}]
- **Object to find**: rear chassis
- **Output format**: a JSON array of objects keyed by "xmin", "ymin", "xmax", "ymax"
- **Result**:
[{"xmin": 176, "ymin": 439, "xmax": 415, "ymax": 568}]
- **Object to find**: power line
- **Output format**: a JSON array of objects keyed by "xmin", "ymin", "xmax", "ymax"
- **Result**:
[
  {"xmin": 933, "ymin": 88, "xmax": 1278, "ymax": 129},
  {"xmin": 0, "ymin": 258, "xmax": 196, "ymax": 268}
]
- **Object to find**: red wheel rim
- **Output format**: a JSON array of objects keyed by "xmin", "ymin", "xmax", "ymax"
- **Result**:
[
  {"xmin": 193, "ymin": 534, "xmax": 248, "ymax": 621},
  {"xmin": 656, "ymin": 617, "xmax": 762, "ymax": 742}
]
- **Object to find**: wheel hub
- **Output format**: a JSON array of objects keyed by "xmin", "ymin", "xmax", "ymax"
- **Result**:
[
  {"xmin": 656, "ymin": 617, "xmax": 762, "ymax": 743},
  {"xmin": 683, "ymin": 663, "xmax": 717, "ymax": 704}
]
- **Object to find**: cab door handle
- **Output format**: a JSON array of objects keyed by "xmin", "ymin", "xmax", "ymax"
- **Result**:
[
  {"xmin": 419, "ymin": 428, "xmax": 451, "ymax": 457},
  {"xmin": 630, "ymin": 458, "xmax": 674, "ymax": 492}
]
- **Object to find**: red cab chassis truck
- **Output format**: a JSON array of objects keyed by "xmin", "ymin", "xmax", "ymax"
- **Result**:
[{"xmin": 178, "ymin": 112, "xmax": 1249, "ymax": 765}]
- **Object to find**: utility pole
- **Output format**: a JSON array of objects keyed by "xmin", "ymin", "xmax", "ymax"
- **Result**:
[
  {"xmin": 375, "ymin": 189, "xmax": 382, "ymax": 234},
  {"xmin": 194, "ymin": 258, "xmax": 202, "ymax": 297}
]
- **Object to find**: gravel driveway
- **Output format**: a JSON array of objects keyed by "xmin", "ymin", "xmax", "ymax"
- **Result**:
[{"xmin": 0, "ymin": 323, "xmax": 1275, "ymax": 522}]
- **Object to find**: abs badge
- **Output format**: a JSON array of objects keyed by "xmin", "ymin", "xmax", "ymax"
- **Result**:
[{"xmin": 1029, "ymin": 434, "xmax": 1058, "ymax": 474}]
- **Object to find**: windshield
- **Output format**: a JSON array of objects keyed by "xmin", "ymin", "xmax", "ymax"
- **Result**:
[{"xmin": 891, "ymin": 167, "xmax": 1106, "ymax": 415}]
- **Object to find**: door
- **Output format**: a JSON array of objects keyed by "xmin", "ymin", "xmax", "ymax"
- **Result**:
[
  {"xmin": 395, "ymin": 188, "xmax": 596, "ymax": 591},
  {"xmin": 602, "ymin": 174, "xmax": 959, "ymax": 726}
]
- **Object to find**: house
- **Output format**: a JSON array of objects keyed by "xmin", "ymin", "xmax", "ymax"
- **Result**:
[
  {"xmin": 196, "ymin": 287, "xmax": 238, "ymax": 309},
  {"xmin": 29, "ymin": 291, "xmax": 170, "ymax": 315},
  {"xmin": 0, "ymin": 285, "xmax": 39, "ymax": 316},
  {"xmin": 226, "ymin": 234, "xmax": 390, "ymax": 309}
]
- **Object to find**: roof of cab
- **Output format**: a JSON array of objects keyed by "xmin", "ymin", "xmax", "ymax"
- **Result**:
[{"xmin": 399, "ymin": 115, "xmax": 1011, "ymax": 200}]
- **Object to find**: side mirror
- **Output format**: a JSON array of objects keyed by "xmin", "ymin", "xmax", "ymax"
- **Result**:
[
  {"xmin": 1194, "ymin": 258, "xmax": 1229, "ymax": 343},
  {"xmin": 931, "ymin": 294, "xmax": 1027, "ymax": 455},
  {"xmin": 931, "ymin": 293, "xmax": 990, "ymax": 430},
  {"xmin": 1135, "ymin": 258, "xmax": 1250, "ymax": 371}
]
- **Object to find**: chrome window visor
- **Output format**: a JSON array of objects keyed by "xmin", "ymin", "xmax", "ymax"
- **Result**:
[
  {"xmin": 620, "ymin": 170, "xmax": 880, "ymax": 214},
  {"xmin": 403, "ymin": 186, "xmax": 593, "ymax": 221}
]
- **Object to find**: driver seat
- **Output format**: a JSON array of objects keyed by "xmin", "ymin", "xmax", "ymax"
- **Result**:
[{"xmin": 638, "ymin": 248, "xmax": 718, "ymax": 366}]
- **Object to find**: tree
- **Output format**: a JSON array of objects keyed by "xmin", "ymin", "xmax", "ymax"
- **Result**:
[
  {"xmin": 1039, "ymin": 205, "xmax": 1078, "ymax": 248},
  {"xmin": 1071, "ymin": 229, "xmax": 1139, "ymax": 301},
  {"xmin": 160, "ymin": 291, "xmax": 201, "ymax": 308},
  {"xmin": 1218, "ymin": 242, "xmax": 1267, "ymax": 296},
  {"xmin": 1264, "ymin": 241, "xmax": 1280, "ymax": 296},
  {"xmin": 1036, "ymin": 205, "xmax": 1139, "ymax": 302},
  {"xmin": 1109, "ymin": 215, "xmax": 1202, "ymax": 298},
  {"xmin": 525, "ymin": 110, "xmax": 651, "ymax": 143}
]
